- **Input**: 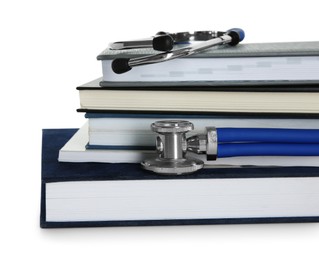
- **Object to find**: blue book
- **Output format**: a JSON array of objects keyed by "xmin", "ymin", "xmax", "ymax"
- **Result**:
[{"xmin": 41, "ymin": 128, "xmax": 319, "ymax": 228}]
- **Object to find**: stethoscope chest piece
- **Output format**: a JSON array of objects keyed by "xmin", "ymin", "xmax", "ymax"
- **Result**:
[
  {"xmin": 141, "ymin": 120, "xmax": 204, "ymax": 175},
  {"xmin": 142, "ymin": 120, "xmax": 319, "ymax": 176}
]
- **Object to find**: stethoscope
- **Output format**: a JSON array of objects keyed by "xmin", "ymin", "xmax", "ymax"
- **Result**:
[
  {"xmin": 142, "ymin": 120, "xmax": 319, "ymax": 175},
  {"xmin": 108, "ymin": 30, "xmax": 319, "ymax": 175},
  {"xmin": 110, "ymin": 28, "xmax": 245, "ymax": 74}
]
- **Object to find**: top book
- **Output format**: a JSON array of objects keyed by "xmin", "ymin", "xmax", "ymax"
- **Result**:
[{"xmin": 97, "ymin": 41, "xmax": 319, "ymax": 87}]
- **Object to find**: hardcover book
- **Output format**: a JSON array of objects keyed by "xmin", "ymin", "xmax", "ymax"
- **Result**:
[
  {"xmin": 42, "ymin": 128, "xmax": 319, "ymax": 228},
  {"xmin": 77, "ymin": 78, "xmax": 319, "ymax": 114},
  {"xmin": 84, "ymin": 112, "xmax": 319, "ymax": 147},
  {"xmin": 97, "ymin": 41, "xmax": 319, "ymax": 87}
]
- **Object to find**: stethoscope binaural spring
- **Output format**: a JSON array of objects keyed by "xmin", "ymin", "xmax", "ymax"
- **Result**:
[{"xmin": 111, "ymin": 28, "xmax": 245, "ymax": 74}]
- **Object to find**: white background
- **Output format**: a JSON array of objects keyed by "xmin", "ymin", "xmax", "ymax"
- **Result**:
[{"xmin": 1, "ymin": 0, "xmax": 319, "ymax": 259}]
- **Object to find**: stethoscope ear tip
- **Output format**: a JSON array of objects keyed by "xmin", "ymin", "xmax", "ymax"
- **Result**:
[
  {"xmin": 226, "ymin": 28, "xmax": 245, "ymax": 46},
  {"xmin": 228, "ymin": 28, "xmax": 245, "ymax": 42},
  {"xmin": 112, "ymin": 58, "xmax": 132, "ymax": 74},
  {"xmin": 152, "ymin": 34, "xmax": 174, "ymax": 51}
]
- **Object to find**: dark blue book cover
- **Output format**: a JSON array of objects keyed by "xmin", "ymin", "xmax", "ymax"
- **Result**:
[{"xmin": 41, "ymin": 129, "xmax": 319, "ymax": 228}]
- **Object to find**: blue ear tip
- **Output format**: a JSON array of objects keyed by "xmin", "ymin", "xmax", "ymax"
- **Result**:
[{"xmin": 228, "ymin": 28, "xmax": 245, "ymax": 42}]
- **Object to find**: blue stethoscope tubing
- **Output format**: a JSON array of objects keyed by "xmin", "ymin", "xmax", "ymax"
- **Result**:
[
  {"xmin": 217, "ymin": 128, "xmax": 319, "ymax": 143},
  {"xmin": 218, "ymin": 143, "xmax": 319, "ymax": 157},
  {"xmin": 216, "ymin": 128, "xmax": 319, "ymax": 158}
]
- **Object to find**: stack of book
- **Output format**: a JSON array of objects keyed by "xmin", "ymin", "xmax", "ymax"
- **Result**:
[{"xmin": 41, "ymin": 41, "xmax": 319, "ymax": 228}]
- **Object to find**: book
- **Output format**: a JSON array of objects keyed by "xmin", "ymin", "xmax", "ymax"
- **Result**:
[
  {"xmin": 77, "ymin": 78, "xmax": 319, "ymax": 114},
  {"xmin": 85, "ymin": 112, "xmax": 319, "ymax": 147},
  {"xmin": 58, "ymin": 124, "xmax": 319, "ymax": 167},
  {"xmin": 58, "ymin": 124, "xmax": 154, "ymax": 163},
  {"xmin": 97, "ymin": 41, "xmax": 319, "ymax": 86},
  {"xmin": 42, "ymin": 128, "xmax": 319, "ymax": 228}
]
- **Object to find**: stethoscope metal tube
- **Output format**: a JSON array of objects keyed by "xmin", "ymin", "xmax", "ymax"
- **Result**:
[
  {"xmin": 109, "ymin": 30, "xmax": 226, "ymax": 51},
  {"xmin": 110, "ymin": 35, "xmax": 175, "ymax": 51},
  {"xmin": 111, "ymin": 28, "xmax": 245, "ymax": 74},
  {"xmin": 141, "ymin": 120, "xmax": 319, "ymax": 175},
  {"xmin": 129, "ymin": 35, "xmax": 232, "ymax": 66}
]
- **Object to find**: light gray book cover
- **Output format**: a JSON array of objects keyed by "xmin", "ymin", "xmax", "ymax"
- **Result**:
[{"xmin": 97, "ymin": 41, "xmax": 319, "ymax": 59}]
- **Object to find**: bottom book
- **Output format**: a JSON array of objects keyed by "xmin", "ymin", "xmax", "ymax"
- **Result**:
[{"xmin": 41, "ymin": 128, "xmax": 319, "ymax": 228}]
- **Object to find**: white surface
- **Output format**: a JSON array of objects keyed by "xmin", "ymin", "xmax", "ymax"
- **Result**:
[{"xmin": 1, "ymin": 0, "xmax": 319, "ymax": 259}]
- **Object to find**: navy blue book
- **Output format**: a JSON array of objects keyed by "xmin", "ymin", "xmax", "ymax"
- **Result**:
[{"xmin": 41, "ymin": 128, "xmax": 319, "ymax": 228}]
